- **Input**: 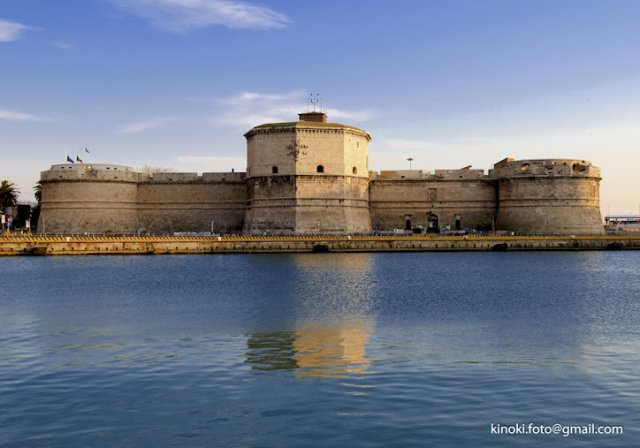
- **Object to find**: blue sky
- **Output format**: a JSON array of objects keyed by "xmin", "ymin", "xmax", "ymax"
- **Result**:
[{"xmin": 1, "ymin": 0, "xmax": 640, "ymax": 214}]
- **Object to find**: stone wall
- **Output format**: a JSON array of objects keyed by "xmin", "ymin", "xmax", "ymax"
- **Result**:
[
  {"xmin": 491, "ymin": 159, "xmax": 603, "ymax": 234},
  {"xmin": 39, "ymin": 180, "xmax": 139, "ymax": 234},
  {"xmin": 137, "ymin": 178, "xmax": 246, "ymax": 234},
  {"xmin": 370, "ymin": 178, "xmax": 497, "ymax": 231},
  {"xmin": 294, "ymin": 175, "xmax": 371, "ymax": 234},
  {"xmin": 243, "ymin": 175, "xmax": 297, "ymax": 233},
  {"xmin": 243, "ymin": 175, "xmax": 370, "ymax": 234},
  {"xmin": 5, "ymin": 235, "xmax": 640, "ymax": 257},
  {"xmin": 38, "ymin": 164, "xmax": 247, "ymax": 234}
]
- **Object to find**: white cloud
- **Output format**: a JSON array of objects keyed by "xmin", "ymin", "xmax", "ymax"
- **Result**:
[
  {"xmin": 117, "ymin": 117, "xmax": 178, "ymax": 134},
  {"xmin": 214, "ymin": 90, "xmax": 303, "ymax": 126},
  {"xmin": 328, "ymin": 108, "xmax": 378, "ymax": 122},
  {"xmin": 0, "ymin": 109, "xmax": 47, "ymax": 122},
  {"xmin": 215, "ymin": 90, "xmax": 377, "ymax": 128},
  {"xmin": 0, "ymin": 19, "xmax": 28, "ymax": 42},
  {"xmin": 109, "ymin": 0, "xmax": 289, "ymax": 32},
  {"xmin": 176, "ymin": 155, "xmax": 245, "ymax": 172},
  {"xmin": 221, "ymin": 91, "xmax": 303, "ymax": 106}
]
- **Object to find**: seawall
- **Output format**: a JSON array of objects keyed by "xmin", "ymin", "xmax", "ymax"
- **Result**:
[{"xmin": 0, "ymin": 234, "xmax": 638, "ymax": 256}]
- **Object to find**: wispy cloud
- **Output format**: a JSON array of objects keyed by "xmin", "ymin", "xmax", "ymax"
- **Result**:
[
  {"xmin": 116, "ymin": 90, "xmax": 376, "ymax": 137},
  {"xmin": 215, "ymin": 90, "xmax": 377, "ymax": 128},
  {"xmin": 0, "ymin": 19, "xmax": 29, "ymax": 42},
  {"xmin": 221, "ymin": 91, "xmax": 302, "ymax": 106},
  {"xmin": 0, "ymin": 109, "xmax": 48, "ymax": 122},
  {"xmin": 329, "ymin": 108, "xmax": 378, "ymax": 122},
  {"xmin": 108, "ymin": 0, "xmax": 290, "ymax": 33},
  {"xmin": 117, "ymin": 117, "xmax": 178, "ymax": 134}
]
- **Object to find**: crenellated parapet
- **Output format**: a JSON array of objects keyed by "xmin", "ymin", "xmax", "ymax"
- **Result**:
[
  {"xmin": 40, "ymin": 164, "xmax": 140, "ymax": 183},
  {"xmin": 489, "ymin": 158, "xmax": 601, "ymax": 179},
  {"xmin": 41, "ymin": 164, "xmax": 248, "ymax": 185},
  {"xmin": 141, "ymin": 171, "xmax": 246, "ymax": 183}
]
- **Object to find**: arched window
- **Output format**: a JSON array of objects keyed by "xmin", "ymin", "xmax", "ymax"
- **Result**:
[
  {"xmin": 352, "ymin": 166, "xmax": 357, "ymax": 175},
  {"xmin": 272, "ymin": 166, "xmax": 278, "ymax": 174},
  {"xmin": 316, "ymin": 165, "xmax": 324, "ymax": 173}
]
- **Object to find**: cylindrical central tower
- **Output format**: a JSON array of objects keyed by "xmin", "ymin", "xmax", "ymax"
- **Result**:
[{"xmin": 243, "ymin": 112, "xmax": 372, "ymax": 234}]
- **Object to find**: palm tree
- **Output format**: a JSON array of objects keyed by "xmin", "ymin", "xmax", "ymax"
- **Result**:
[
  {"xmin": 34, "ymin": 182, "xmax": 42, "ymax": 205},
  {"xmin": 0, "ymin": 180, "xmax": 19, "ymax": 209}
]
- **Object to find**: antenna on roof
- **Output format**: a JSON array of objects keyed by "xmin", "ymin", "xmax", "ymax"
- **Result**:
[{"xmin": 308, "ymin": 93, "xmax": 322, "ymax": 112}]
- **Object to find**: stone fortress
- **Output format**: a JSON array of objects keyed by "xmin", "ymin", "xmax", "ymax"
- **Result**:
[{"xmin": 38, "ymin": 111, "xmax": 604, "ymax": 235}]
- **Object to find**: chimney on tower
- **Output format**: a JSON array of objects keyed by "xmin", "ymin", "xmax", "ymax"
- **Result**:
[{"xmin": 298, "ymin": 111, "xmax": 327, "ymax": 123}]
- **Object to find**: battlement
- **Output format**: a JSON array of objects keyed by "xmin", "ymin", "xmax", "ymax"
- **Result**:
[
  {"xmin": 373, "ymin": 170, "xmax": 429, "ymax": 179},
  {"xmin": 490, "ymin": 158, "xmax": 601, "ymax": 179},
  {"xmin": 144, "ymin": 171, "xmax": 246, "ymax": 183},
  {"xmin": 371, "ymin": 167, "xmax": 487, "ymax": 181},
  {"xmin": 433, "ymin": 167, "xmax": 487, "ymax": 180},
  {"xmin": 41, "ymin": 164, "xmax": 247, "ymax": 184},
  {"xmin": 41, "ymin": 164, "xmax": 139, "ymax": 182}
]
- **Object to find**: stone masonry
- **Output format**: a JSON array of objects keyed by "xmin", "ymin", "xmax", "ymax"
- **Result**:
[{"xmin": 37, "ymin": 113, "xmax": 604, "ymax": 235}]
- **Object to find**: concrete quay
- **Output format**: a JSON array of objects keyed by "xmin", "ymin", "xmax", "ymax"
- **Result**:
[{"xmin": 1, "ymin": 234, "xmax": 639, "ymax": 256}]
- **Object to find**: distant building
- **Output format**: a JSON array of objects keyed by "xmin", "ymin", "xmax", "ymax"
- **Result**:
[
  {"xmin": 38, "ymin": 112, "xmax": 604, "ymax": 235},
  {"xmin": 605, "ymin": 215, "xmax": 640, "ymax": 233}
]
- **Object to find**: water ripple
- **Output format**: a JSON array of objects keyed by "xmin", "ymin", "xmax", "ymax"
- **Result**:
[{"xmin": 1, "ymin": 252, "xmax": 639, "ymax": 447}]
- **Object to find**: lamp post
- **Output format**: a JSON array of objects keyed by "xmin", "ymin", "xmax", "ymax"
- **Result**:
[{"xmin": 407, "ymin": 157, "xmax": 414, "ymax": 171}]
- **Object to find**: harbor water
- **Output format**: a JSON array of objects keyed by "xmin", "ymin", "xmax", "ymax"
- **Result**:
[{"xmin": 1, "ymin": 252, "xmax": 639, "ymax": 447}]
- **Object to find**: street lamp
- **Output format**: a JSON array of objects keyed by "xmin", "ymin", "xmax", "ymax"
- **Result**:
[{"xmin": 407, "ymin": 157, "xmax": 414, "ymax": 171}]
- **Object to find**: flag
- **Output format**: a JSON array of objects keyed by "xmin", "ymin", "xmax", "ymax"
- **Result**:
[
  {"xmin": 76, "ymin": 155, "xmax": 84, "ymax": 164},
  {"xmin": 85, "ymin": 147, "xmax": 90, "ymax": 154},
  {"xmin": 66, "ymin": 155, "xmax": 75, "ymax": 163}
]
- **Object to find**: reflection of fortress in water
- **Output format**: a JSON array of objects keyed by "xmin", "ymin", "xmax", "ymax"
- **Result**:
[
  {"xmin": 246, "ymin": 322, "xmax": 373, "ymax": 378},
  {"xmin": 245, "ymin": 253, "xmax": 375, "ymax": 378}
]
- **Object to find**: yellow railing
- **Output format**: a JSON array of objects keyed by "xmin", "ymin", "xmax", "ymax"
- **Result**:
[{"xmin": 2, "ymin": 234, "xmax": 640, "ymax": 243}]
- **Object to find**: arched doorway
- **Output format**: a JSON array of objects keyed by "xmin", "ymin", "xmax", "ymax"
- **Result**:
[
  {"xmin": 405, "ymin": 217, "xmax": 412, "ymax": 230},
  {"xmin": 427, "ymin": 212, "xmax": 439, "ymax": 233},
  {"xmin": 454, "ymin": 218, "xmax": 461, "ymax": 230}
]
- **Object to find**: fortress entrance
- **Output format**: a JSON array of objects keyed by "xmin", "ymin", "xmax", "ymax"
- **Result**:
[
  {"xmin": 455, "ymin": 218, "xmax": 461, "ymax": 230},
  {"xmin": 427, "ymin": 212, "xmax": 439, "ymax": 233}
]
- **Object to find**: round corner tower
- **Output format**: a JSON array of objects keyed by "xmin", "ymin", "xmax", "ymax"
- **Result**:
[
  {"xmin": 243, "ymin": 111, "xmax": 372, "ymax": 234},
  {"xmin": 491, "ymin": 158, "xmax": 603, "ymax": 234},
  {"xmin": 38, "ymin": 163, "xmax": 139, "ymax": 234}
]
